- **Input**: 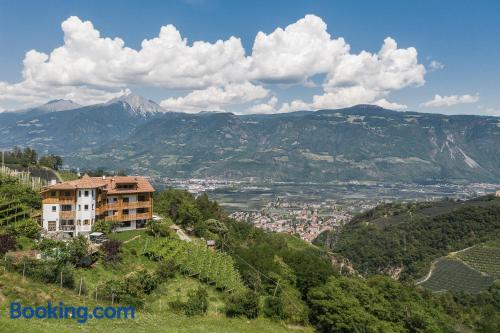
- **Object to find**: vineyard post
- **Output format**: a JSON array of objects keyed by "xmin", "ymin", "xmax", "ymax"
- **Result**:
[
  {"xmin": 22, "ymin": 262, "xmax": 26, "ymax": 279},
  {"xmin": 79, "ymin": 277, "xmax": 83, "ymax": 296},
  {"xmin": 60, "ymin": 271, "xmax": 63, "ymax": 288}
]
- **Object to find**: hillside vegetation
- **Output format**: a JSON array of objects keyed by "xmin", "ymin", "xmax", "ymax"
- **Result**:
[
  {"xmin": 1, "ymin": 174, "xmax": 500, "ymax": 331},
  {"xmin": 317, "ymin": 196, "xmax": 500, "ymax": 279}
]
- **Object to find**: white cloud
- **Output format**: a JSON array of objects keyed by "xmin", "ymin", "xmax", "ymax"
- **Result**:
[
  {"xmin": 428, "ymin": 60, "xmax": 444, "ymax": 71},
  {"xmin": 160, "ymin": 82, "xmax": 268, "ymax": 112},
  {"xmin": 246, "ymin": 96, "xmax": 278, "ymax": 114},
  {"xmin": 0, "ymin": 14, "xmax": 426, "ymax": 113},
  {"xmin": 373, "ymin": 98, "xmax": 407, "ymax": 110},
  {"xmin": 421, "ymin": 94, "xmax": 479, "ymax": 107}
]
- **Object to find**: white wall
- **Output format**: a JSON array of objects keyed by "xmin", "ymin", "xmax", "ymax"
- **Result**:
[
  {"xmin": 42, "ymin": 204, "xmax": 59, "ymax": 231},
  {"xmin": 75, "ymin": 188, "xmax": 96, "ymax": 235}
]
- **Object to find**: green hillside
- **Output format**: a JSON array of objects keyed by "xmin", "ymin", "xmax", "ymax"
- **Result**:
[
  {"xmin": 418, "ymin": 258, "xmax": 495, "ymax": 294},
  {"xmin": 316, "ymin": 196, "xmax": 500, "ymax": 279},
  {"xmin": 1, "ymin": 174, "xmax": 500, "ymax": 332}
]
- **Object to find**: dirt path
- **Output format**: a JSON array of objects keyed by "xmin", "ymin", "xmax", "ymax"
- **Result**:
[
  {"xmin": 416, "ymin": 259, "xmax": 438, "ymax": 285},
  {"xmin": 123, "ymin": 235, "xmax": 141, "ymax": 244}
]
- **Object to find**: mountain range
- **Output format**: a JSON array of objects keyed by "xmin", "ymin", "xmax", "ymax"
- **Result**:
[{"xmin": 1, "ymin": 94, "xmax": 499, "ymax": 183}]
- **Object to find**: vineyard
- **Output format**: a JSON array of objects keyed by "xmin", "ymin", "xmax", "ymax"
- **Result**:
[
  {"xmin": 456, "ymin": 244, "xmax": 500, "ymax": 279},
  {"xmin": 0, "ymin": 198, "xmax": 30, "ymax": 226},
  {"xmin": 419, "ymin": 258, "xmax": 495, "ymax": 294},
  {"xmin": 145, "ymin": 238, "xmax": 246, "ymax": 293}
]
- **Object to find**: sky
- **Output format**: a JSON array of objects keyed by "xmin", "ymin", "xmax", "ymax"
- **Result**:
[{"xmin": 0, "ymin": 0, "xmax": 499, "ymax": 115}]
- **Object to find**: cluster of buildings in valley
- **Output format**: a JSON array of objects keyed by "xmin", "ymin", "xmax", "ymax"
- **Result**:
[{"xmin": 229, "ymin": 199, "xmax": 352, "ymax": 242}]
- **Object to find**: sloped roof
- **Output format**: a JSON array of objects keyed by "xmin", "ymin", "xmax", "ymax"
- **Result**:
[{"xmin": 42, "ymin": 174, "xmax": 155, "ymax": 194}]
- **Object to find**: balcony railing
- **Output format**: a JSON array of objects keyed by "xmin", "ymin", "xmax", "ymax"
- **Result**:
[
  {"xmin": 60, "ymin": 211, "xmax": 76, "ymax": 219},
  {"xmin": 103, "ymin": 212, "xmax": 151, "ymax": 222},
  {"xmin": 60, "ymin": 225, "xmax": 75, "ymax": 231}
]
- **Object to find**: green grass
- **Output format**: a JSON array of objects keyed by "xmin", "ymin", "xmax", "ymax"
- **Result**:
[
  {"xmin": 57, "ymin": 171, "xmax": 79, "ymax": 182},
  {"xmin": 419, "ymin": 258, "xmax": 495, "ymax": 294},
  {"xmin": 0, "ymin": 271, "xmax": 304, "ymax": 333},
  {"xmin": 455, "ymin": 244, "xmax": 500, "ymax": 279},
  {"xmin": 0, "ymin": 229, "xmax": 309, "ymax": 332}
]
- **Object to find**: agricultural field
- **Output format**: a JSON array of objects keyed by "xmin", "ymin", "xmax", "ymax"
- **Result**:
[
  {"xmin": 145, "ymin": 237, "xmax": 246, "ymax": 293},
  {"xmin": 419, "ymin": 258, "xmax": 495, "ymax": 294},
  {"xmin": 455, "ymin": 244, "xmax": 500, "ymax": 279},
  {"xmin": 0, "ymin": 199, "xmax": 30, "ymax": 226}
]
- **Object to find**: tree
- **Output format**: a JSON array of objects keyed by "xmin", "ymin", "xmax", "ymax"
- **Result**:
[
  {"xmin": 92, "ymin": 220, "xmax": 115, "ymax": 234},
  {"xmin": 177, "ymin": 201, "xmax": 202, "ymax": 228},
  {"xmin": 225, "ymin": 290, "xmax": 259, "ymax": 319},
  {"xmin": 0, "ymin": 234, "xmax": 16, "ymax": 255},
  {"xmin": 100, "ymin": 240, "xmax": 122, "ymax": 264},
  {"xmin": 67, "ymin": 235, "xmax": 92, "ymax": 267},
  {"xmin": 147, "ymin": 218, "xmax": 173, "ymax": 237},
  {"xmin": 184, "ymin": 287, "xmax": 208, "ymax": 316},
  {"xmin": 39, "ymin": 154, "xmax": 63, "ymax": 170},
  {"xmin": 13, "ymin": 219, "xmax": 40, "ymax": 239}
]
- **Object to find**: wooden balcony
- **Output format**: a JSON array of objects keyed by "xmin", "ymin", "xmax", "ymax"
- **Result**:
[
  {"xmin": 103, "ymin": 212, "xmax": 151, "ymax": 222},
  {"xmin": 103, "ymin": 201, "xmax": 151, "ymax": 210},
  {"xmin": 60, "ymin": 211, "xmax": 76, "ymax": 219},
  {"xmin": 60, "ymin": 225, "xmax": 75, "ymax": 231}
]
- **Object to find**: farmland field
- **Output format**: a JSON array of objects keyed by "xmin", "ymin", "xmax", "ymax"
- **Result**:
[
  {"xmin": 419, "ymin": 258, "xmax": 495, "ymax": 294},
  {"xmin": 456, "ymin": 244, "xmax": 500, "ymax": 279}
]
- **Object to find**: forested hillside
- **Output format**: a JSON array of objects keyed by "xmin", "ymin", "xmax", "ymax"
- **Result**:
[
  {"xmin": 315, "ymin": 196, "xmax": 500, "ymax": 279},
  {"xmin": 1, "ymin": 176, "xmax": 499, "ymax": 332}
]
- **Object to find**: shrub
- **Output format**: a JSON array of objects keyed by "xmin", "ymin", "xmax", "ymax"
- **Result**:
[
  {"xmin": 184, "ymin": 287, "xmax": 208, "ymax": 316},
  {"xmin": 100, "ymin": 240, "xmax": 122, "ymax": 264},
  {"xmin": 67, "ymin": 235, "xmax": 93, "ymax": 267},
  {"xmin": 225, "ymin": 290, "xmax": 259, "ymax": 319},
  {"xmin": 263, "ymin": 296, "xmax": 284, "ymax": 319},
  {"xmin": 156, "ymin": 260, "xmax": 177, "ymax": 282},
  {"xmin": 147, "ymin": 218, "xmax": 173, "ymax": 237},
  {"xmin": 92, "ymin": 220, "xmax": 115, "ymax": 234},
  {"xmin": 0, "ymin": 234, "xmax": 16, "ymax": 255},
  {"xmin": 13, "ymin": 219, "xmax": 40, "ymax": 239}
]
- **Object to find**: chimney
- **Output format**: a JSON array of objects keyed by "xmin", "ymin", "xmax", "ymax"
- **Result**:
[
  {"xmin": 50, "ymin": 179, "xmax": 57, "ymax": 186},
  {"xmin": 102, "ymin": 175, "xmax": 106, "ymax": 180}
]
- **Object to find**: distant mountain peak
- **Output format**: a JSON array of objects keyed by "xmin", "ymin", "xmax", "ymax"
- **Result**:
[
  {"xmin": 39, "ymin": 99, "xmax": 81, "ymax": 112},
  {"xmin": 106, "ymin": 93, "xmax": 164, "ymax": 116}
]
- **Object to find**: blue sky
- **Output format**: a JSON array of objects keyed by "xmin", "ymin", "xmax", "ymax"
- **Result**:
[{"xmin": 0, "ymin": 0, "xmax": 499, "ymax": 115}]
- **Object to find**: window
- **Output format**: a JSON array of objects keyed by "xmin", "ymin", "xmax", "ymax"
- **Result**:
[
  {"xmin": 137, "ymin": 208, "xmax": 148, "ymax": 214},
  {"xmin": 122, "ymin": 197, "xmax": 130, "ymax": 203},
  {"xmin": 77, "ymin": 220, "xmax": 81, "ymax": 226},
  {"xmin": 91, "ymin": 218, "xmax": 94, "ymax": 225},
  {"xmin": 138, "ymin": 195, "xmax": 146, "ymax": 202},
  {"xmin": 48, "ymin": 221, "xmax": 56, "ymax": 231},
  {"xmin": 119, "ymin": 221, "xmax": 131, "ymax": 228},
  {"xmin": 51, "ymin": 206, "xmax": 57, "ymax": 212},
  {"xmin": 91, "ymin": 204, "xmax": 94, "ymax": 210},
  {"xmin": 61, "ymin": 205, "xmax": 72, "ymax": 211},
  {"xmin": 64, "ymin": 191, "xmax": 71, "ymax": 197},
  {"xmin": 84, "ymin": 205, "xmax": 89, "ymax": 211},
  {"xmin": 83, "ymin": 219, "xmax": 90, "ymax": 225},
  {"xmin": 78, "ymin": 191, "xmax": 82, "ymax": 197},
  {"xmin": 122, "ymin": 209, "xmax": 129, "ymax": 215},
  {"xmin": 117, "ymin": 184, "xmax": 135, "ymax": 189},
  {"xmin": 51, "ymin": 191, "xmax": 56, "ymax": 197},
  {"xmin": 84, "ymin": 190, "xmax": 89, "ymax": 197},
  {"xmin": 78, "ymin": 205, "xmax": 81, "ymax": 211}
]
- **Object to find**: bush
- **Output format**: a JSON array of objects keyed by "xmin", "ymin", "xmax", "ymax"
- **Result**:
[
  {"xmin": 92, "ymin": 220, "xmax": 115, "ymax": 234},
  {"xmin": 14, "ymin": 219, "xmax": 41, "ymax": 239},
  {"xmin": 147, "ymin": 218, "xmax": 173, "ymax": 237},
  {"xmin": 0, "ymin": 234, "xmax": 16, "ymax": 255},
  {"xmin": 184, "ymin": 287, "xmax": 208, "ymax": 316},
  {"xmin": 100, "ymin": 240, "xmax": 122, "ymax": 264},
  {"xmin": 263, "ymin": 296, "xmax": 284, "ymax": 319},
  {"xmin": 156, "ymin": 260, "xmax": 177, "ymax": 282},
  {"xmin": 67, "ymin": 235, "xmax": 93, "ymax": 267},
  {"xmin": 225, "ymin": 290, "xmax": 259, "ymax": 319}
]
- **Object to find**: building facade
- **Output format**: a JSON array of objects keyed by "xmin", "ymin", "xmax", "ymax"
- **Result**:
[{"xmin": 41, "ymin": 175, "xmax": 155, "ymax": 236}]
